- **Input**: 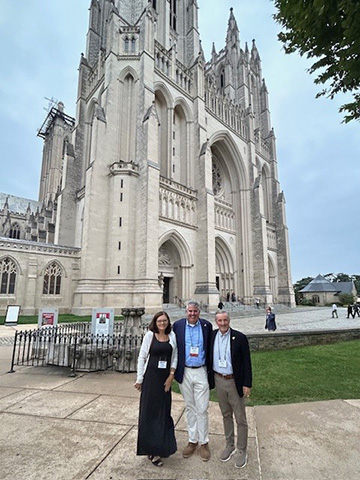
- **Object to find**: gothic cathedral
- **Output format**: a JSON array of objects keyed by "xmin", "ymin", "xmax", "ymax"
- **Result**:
[{"xmin": 0, "ymin": 0, "xmax": 295, "ymax": 315}]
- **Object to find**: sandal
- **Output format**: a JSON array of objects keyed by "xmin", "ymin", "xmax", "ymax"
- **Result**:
[{"xmin": 149, "ymin": 455, "xmax": 163, "ymax": 467}]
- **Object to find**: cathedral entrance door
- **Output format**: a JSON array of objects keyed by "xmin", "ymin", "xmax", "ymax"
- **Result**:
[{"xmin": 163, "ymin": 277, "xmax": 171, "ymax": 304}]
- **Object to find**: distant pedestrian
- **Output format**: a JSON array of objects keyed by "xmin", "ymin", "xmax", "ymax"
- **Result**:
[
  {"xmin": 354, "ymin": 304, "xmax": 360, "ymax": 317},
  {"xmin": 347, "ymin": 304, "xmax": 353, "ymax": 319},
  {"xmin": 231, "ymin": 292, "xmax": 236, "ymax": 302},
  {"xmin": 265, "ymin": 306, "xmax": 276, "ymax": 331},
  {"xmin": 218, "ymin": 301, "xmax": 224, "ymax": 310},
  {"xmin": 226, "ymin": 292, "xmax": 230, "ymax": 302},
  {"xmin": 255, "ymin": 298, "xmax": 260, "ymax": 309},
  {"xmin": 332, "ymin": 303, "xmax": 338, "ymax": 318}
]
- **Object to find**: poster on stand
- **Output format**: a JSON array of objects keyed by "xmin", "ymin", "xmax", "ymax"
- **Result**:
[
  {"xmin": 91, "ymin": 308, "xmax": 114, "ymax": 336},
  {"xmin": 5, "ymin": 305, "xmax": 21, "ymax": 326},
  {"xmin": 38, "ymin": 308, "xmax": 59, "ymax": 328}
]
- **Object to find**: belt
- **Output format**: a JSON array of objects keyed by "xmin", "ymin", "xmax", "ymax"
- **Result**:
[
  {"xmin": 185, "ymin": 365, "xmax": 204, "ymax": 369},
  {"xmin": 214, "ymin": 371, "xmax": 234, "ymax": 380}
]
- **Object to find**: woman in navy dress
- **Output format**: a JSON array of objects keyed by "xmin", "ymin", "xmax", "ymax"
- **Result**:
[{"xmin": 265, "ymin": 306, "xmax": 277, "ymax": 331}]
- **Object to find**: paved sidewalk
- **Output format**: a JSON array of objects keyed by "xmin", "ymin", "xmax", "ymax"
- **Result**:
[{"xmin": 0, "ymin": 308, "xmax": 359, "ymax": 479}]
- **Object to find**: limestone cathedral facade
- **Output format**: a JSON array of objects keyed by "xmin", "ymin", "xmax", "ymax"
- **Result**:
[{"xmin": 0, "ymin": 0, "xmax": 295, "ymax": 315}]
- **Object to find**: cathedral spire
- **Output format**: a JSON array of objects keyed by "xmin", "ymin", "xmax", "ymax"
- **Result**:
[
  {"xmin": 211, "ymin": 42, "xmax": 217, "ymax": 63},
  {"xmin": 251, "ymin": 39, "xmax": 261, "ymax": 63},
  {"xmin": 226, "ymin": 7, "xmax": 240, "ymax": 48}
]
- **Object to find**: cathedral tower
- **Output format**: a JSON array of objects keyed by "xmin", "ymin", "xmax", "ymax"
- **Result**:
[{"xmin": 0, "ymin": 3, "xmax": 295, "ymax": 315}]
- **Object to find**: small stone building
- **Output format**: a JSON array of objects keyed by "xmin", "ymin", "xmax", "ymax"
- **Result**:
[{"xmin": 299, "ymin": 274, "xmax": 357, "ymax": 305}]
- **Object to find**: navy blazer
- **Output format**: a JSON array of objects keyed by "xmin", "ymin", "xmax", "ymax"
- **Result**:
[
  {"xmin": 209, "ymin": 327, "xmax": 252, "ymax": 397},
  {"xmin": 172, "ymin": 317, "xmax": 213, "ymax": 384}
]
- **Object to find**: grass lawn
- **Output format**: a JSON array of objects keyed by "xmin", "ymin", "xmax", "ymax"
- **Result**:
[{"xmin": 173, "ymin": 340, "xmax": 360, "ymax": 406}]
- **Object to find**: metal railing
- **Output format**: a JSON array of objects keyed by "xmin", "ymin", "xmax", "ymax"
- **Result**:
[{"xmin": 9, "ymin": 322, "xmax": 148, "ymax": 375}]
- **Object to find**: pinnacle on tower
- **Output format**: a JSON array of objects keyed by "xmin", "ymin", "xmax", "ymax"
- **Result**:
[{"xmin": 226, "ymin": 7, "xmax": 240, "ymax": 47}]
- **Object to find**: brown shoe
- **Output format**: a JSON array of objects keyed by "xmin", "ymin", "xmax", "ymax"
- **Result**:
[
  {"xmin": 182, "ymin": 442, "xmax": 198, "ymax": 458},
  {"xmin": 198, "ymin": 443, "xmax": 211, "ymax": 462}
]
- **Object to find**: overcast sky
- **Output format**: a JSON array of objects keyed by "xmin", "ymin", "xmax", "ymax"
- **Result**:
[{"xmin": 0, "ymin": 0, "xmax": 359, "ymax": 283}]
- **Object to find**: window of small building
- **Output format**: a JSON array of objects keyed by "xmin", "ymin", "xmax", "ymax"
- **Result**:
[
  {"xmin": 43, "ymin": 262, "xmax": 62, "ymax": 295},
  {"xmin": 0, "ymin": 257, "xmax": 17, "ymax": 295}
]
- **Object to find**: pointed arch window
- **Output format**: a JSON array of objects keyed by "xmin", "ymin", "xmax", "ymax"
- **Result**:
[
  {"xmin": 220, "ymin": 69, "xmax": 225, "ymax": 91},
  {"xmin": 124, "ymin": 37, "xmax": 129, "ymax": 53},
  {"xmin": 43, "ymin": 262, "xmax": 62, "ymax": 295},
  {"xmin": 170, "ymin": 0, "xmax": 177, "ymax": 31},
  {"xmin": 9, "ymin": 223, "xmax": 21, "ymax": 240},
  {"xmin": 0, "ymin": 257, "xmax": 17, "ymax": 294}
]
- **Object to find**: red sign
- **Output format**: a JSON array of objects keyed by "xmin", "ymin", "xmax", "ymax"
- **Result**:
[{"xmin": 42, "ymin": 313, "xmax": 54, "ymax": 326}]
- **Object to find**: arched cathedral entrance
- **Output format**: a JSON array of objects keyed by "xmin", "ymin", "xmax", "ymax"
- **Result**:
[
  {"xmin": 158, "ymin": 232, "xmax": 193, "ymax": 305},
  {"xmin": 215, "ymin": 237, "xmax": 236, "ymax": 300},
  {"xmin": 158, "ymin": 243, "xmax": 181, "ymax": 304}
]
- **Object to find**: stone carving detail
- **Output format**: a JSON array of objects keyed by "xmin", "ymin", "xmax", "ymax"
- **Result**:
[
  {"xmin": 204, "ymin": 76, "xmax": 248, "ymax": 139},
  {"xmin": 159, "ymin": 247, "xmax": 171, "ymax": 266},
  {"xmin": 267, "ymin": 226, "xmax": 277, "ymax": 250},
  {"xmin": 212, "ymin": 161, "xmax": 223, "ymax": 197},
  {"xmin": 214, "ymin": 200, "xmax": 235, "ymax": 231},
  {"xmin": 159, "ymin": 179, "xmax": 196, "ymax": 227}
]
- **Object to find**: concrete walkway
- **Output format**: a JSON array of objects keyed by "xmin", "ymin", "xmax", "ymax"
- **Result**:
[{"xmin": 0, "ymin": 307, "xmax": 359, "ymax": 479}]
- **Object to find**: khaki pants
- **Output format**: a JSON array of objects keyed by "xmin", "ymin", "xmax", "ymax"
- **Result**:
[{"xmin": 215, "ymin": 375, "xmax": 248, "ymax": 450}]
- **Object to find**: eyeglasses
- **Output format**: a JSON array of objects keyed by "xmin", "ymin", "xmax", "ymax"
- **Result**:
[{"xmin": 156, "ymin": 320, "xmax": 168, "ymax": 323}]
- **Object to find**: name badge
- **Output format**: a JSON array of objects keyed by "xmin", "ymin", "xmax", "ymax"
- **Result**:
[
  {"xmin": 190, "ymin": 346, "xmax": 199, "ymax": 357},
  {"xmin": 158, "ymin": 360, "xmax": 167, "ymax": 369},
  {"xmin": 219, "ymin": 359, "xmax": 227, "ymax": 368}
]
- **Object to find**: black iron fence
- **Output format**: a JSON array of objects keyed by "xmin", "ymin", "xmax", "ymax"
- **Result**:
[{"xmin": 9, "ymin": 322, "xmax": 148, "ymax": 375}]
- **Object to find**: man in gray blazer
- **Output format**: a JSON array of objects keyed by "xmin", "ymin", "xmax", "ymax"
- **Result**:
[{"xmin": 209, "ymin": 310, "xmax": 252, "ymax": 469}]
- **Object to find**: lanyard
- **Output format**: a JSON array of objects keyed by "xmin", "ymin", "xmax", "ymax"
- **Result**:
[
  {"xmin": 189, "ymin": 321, "xmax": 200, "ymax": 347},
  {"xmin": 217, "ymin": 331, "xmax": 229, "ymax": 361}
]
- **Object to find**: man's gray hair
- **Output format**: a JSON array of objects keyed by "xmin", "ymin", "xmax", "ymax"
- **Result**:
[
  {"xmin": 215, "ymin": 310, "xmax": 230, "ymax": 320},
  {"xmin": 186, "ymin": 300, "xmax": 200, "ymax": 311}
]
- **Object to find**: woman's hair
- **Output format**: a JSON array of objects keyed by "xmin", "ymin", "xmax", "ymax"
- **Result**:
[
  {"xmin": 148, "ymin": 311, "xmax": 171, "ymax": 334},
  {"xmin": 266, "ymin": 306, "xmax": 272, "ymax": 312}
]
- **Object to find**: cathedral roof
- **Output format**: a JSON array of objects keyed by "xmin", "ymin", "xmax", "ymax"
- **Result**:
[{"xmin": 0, "ymin": 192, "xmax": 41, "ymax": 215}]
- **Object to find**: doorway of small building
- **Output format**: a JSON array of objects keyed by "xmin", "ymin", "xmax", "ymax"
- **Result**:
[{"xmin": 163, "ymin": 277, "xmax": 171, "ymax": 304}]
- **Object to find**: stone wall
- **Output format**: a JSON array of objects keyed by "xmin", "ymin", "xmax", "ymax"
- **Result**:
[{"xmin": 248, "ymin": 328, "xmax": 360, "ymax": 351}]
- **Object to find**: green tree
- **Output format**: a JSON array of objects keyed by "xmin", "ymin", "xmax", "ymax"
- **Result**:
[
  {"xmin": 293, "ymin": 276, "xmax": 313, "ymax": 304},
  {"xmin": 273, "ymin": 0, "xmax": 360, "ymax": 122},
  {"xmin": 338, "ymin": 293, "xmax": 354, "ymax": 305},
  {"xmin": 351, "ymin": 275, "xmax": 360, "ymax": 295}
]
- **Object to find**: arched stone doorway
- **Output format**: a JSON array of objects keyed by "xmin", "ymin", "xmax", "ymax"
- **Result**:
[
  {"xmin": 158, "ymin": 231, "xmax": 193, "ymax": 305},
  {"xmin": 158, "ymin": 242, "xmax": 181, "ymax": 304},
  {"xmin": 210, "ymin": 132, "xmax": 250, "ymax": 303},
  {"xmin": 215, "ymin": 237, "xmax": 235, "ymax": 301}
]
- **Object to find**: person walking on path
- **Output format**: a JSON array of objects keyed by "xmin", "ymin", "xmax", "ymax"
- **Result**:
[
  {"xmin": 347, "ymin": 304, "xmax": 354, "ymax": 319},
  {"xmin": 173, "ymin": 301, "xmax": 213, "ymax": 461},
  {"xmin": 265, "ymin": 306, "xmax": 277, "ymax": 331},
  {"xmin": 332, "ymin": 303, "xmax": 338, "ymax": 318},
  {"xmin": 134, "ymin": 311, "xmax": 178, "ymax": 467},
  {"xmin": 209, "ymin": 311, "xmax": 252, "ymax": 469}
]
